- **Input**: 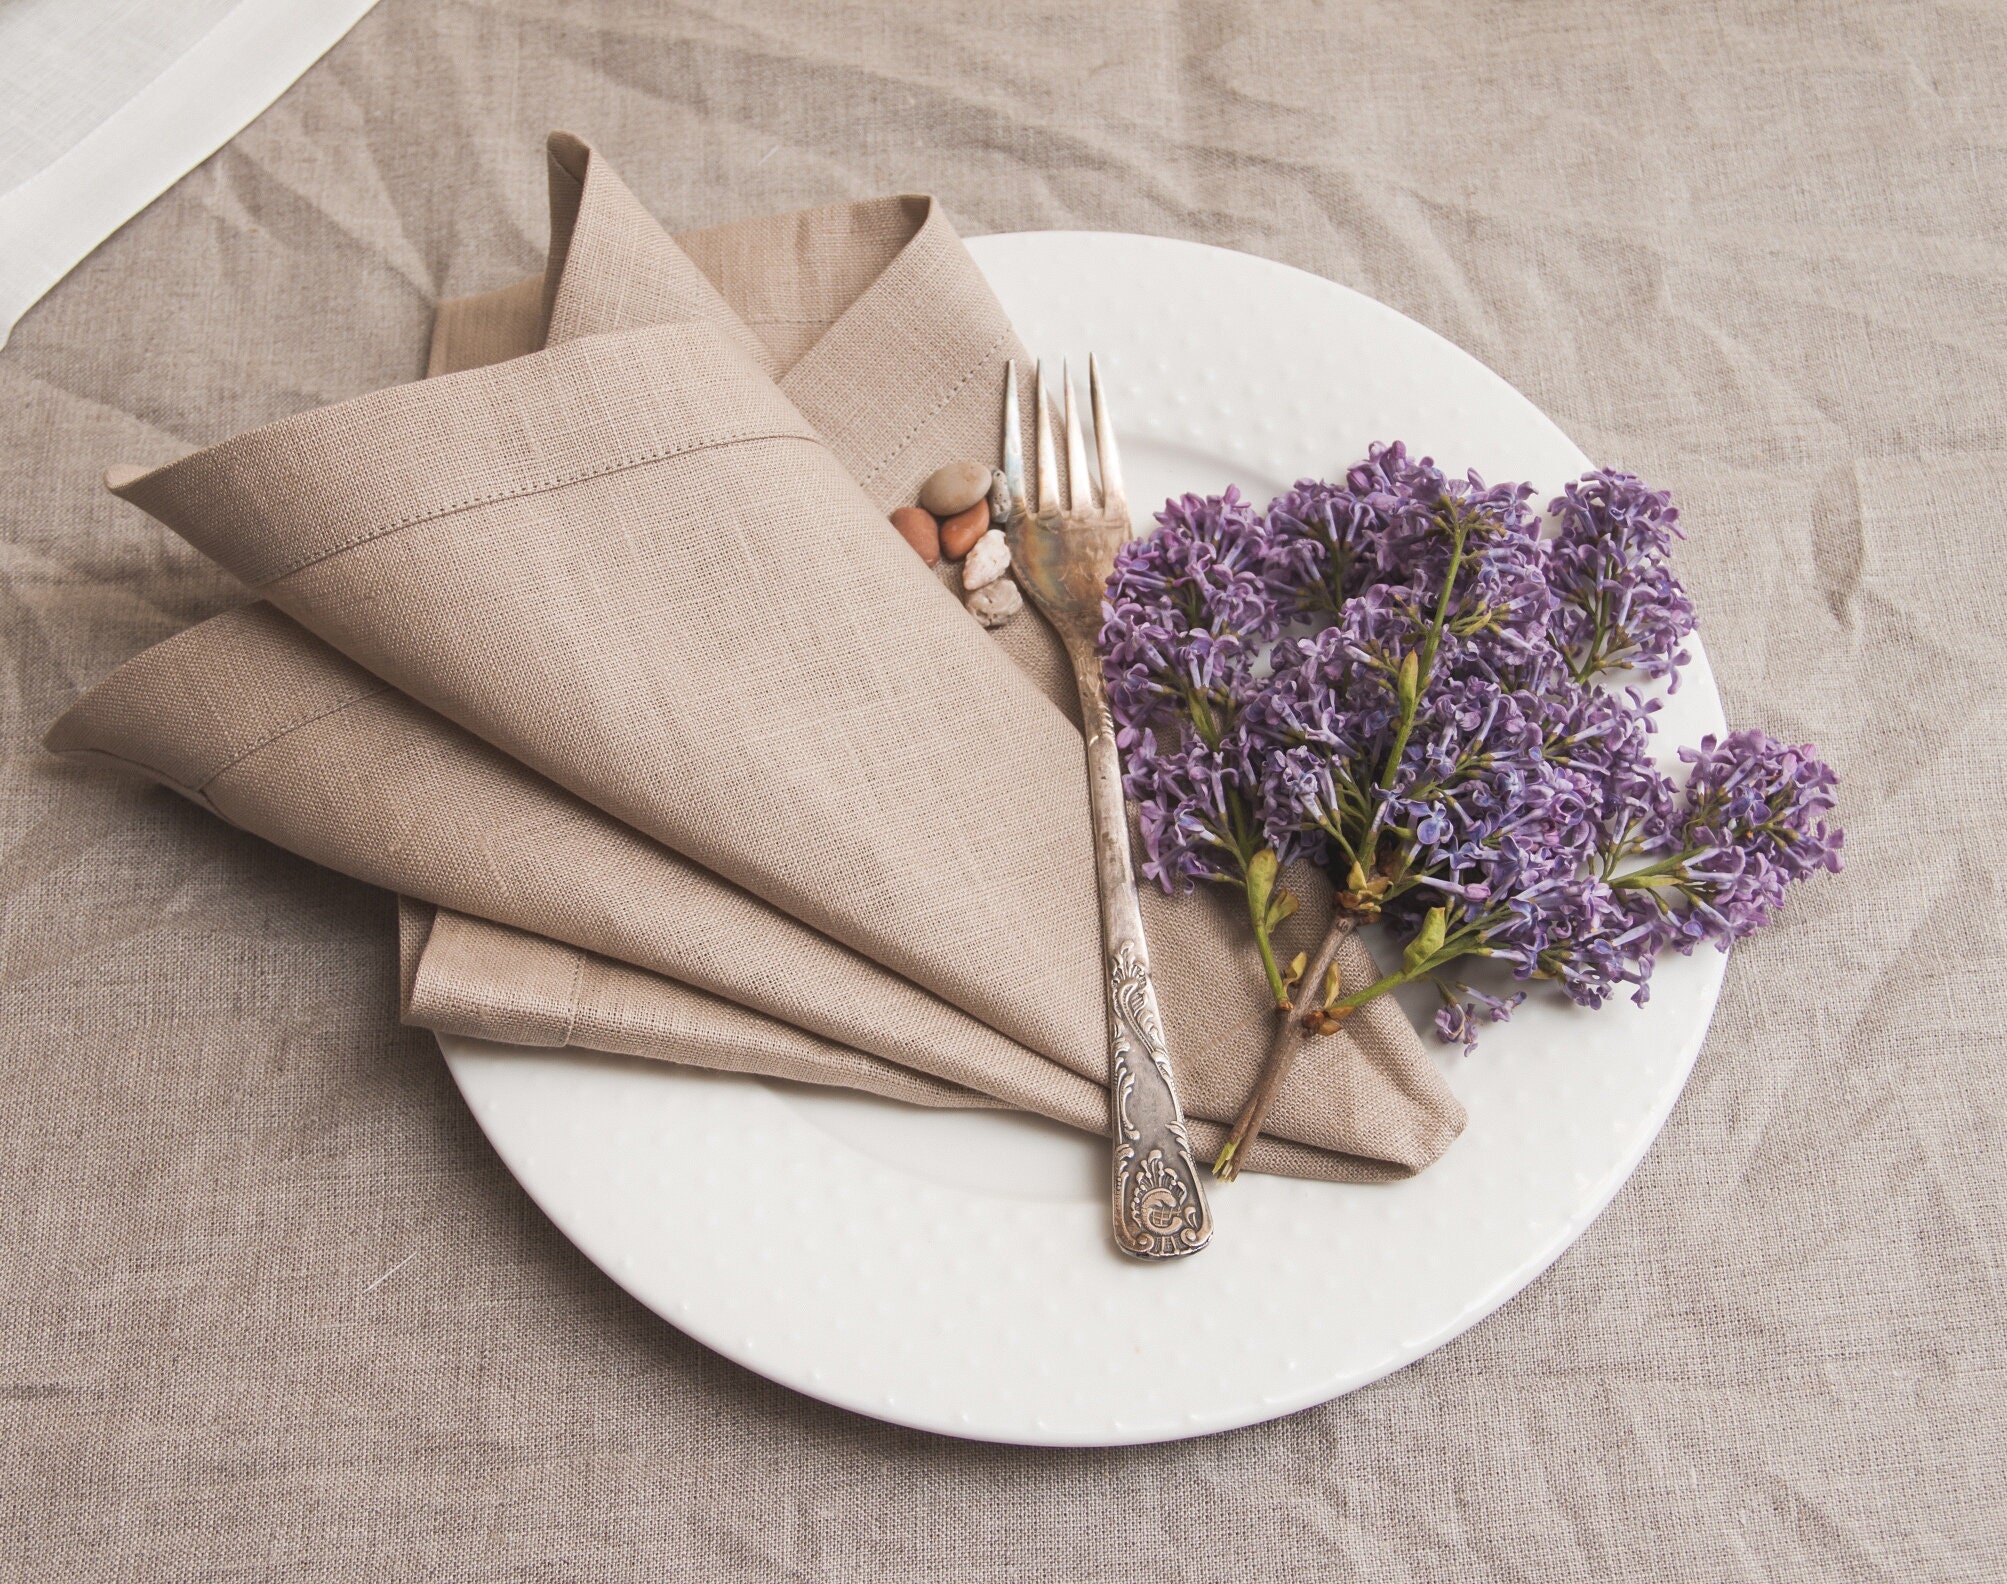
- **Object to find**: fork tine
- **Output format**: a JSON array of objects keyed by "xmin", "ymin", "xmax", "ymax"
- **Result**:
[
  {"xmin": 1002, "ymin": 359, "xmax": 1027, "ymax": 520},
  {"xmin": 1088, "ymin": 353, "xmax": 1129, "ymax": 528},
  {"xmin": 1033, "ymin": 360, "xmax": 1059, "ymax": 518},
  {"xmin": 1062, "ymin": 360, "xmax": 1093, "ymax": 512}
]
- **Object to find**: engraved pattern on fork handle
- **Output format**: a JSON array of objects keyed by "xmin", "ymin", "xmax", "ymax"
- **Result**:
[{"xmin": 1072, "ymin": 641, "xmax": 1213, "ymax": 1260}]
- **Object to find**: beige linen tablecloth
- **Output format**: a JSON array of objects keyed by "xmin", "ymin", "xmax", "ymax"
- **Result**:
[{"xmin": 3, "ymin": 2, "xmax": 2000, "ymax": 1579}]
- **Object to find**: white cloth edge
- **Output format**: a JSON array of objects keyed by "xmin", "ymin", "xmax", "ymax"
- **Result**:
[{"xmin": 0, "ymin": 0, "xmax": 382, "ymax": 349}]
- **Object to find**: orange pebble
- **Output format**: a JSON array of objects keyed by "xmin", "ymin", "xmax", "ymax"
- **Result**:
[
  {"xmin": 939, "ymin": 497, "xmax": 990, "ymax": 560},
  {"xmin": 890, "ymin": 506, "xmax": 940, "ymax": 565}
]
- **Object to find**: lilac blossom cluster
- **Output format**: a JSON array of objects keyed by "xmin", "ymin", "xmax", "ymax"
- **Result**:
[
  {"xmin": 1100, "ymin": 487, "xmax": 1279, "ymax": 888},
  {"xmin": 1100, "ymin": 443, "xmax": 1843, "ymax": 1052},
  {"xmin": 1099, "ymin": 488, "xmax": 1308, "ymax": 1004}
]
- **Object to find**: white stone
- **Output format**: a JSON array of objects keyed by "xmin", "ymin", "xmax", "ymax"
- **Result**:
[
  {"xmin": 967, "ymin": 576, "xmax": 1023, "ymax": 629},
  {"xmin": 962, "ymin": 528, "xmax": 1011, "ymax": 591}
]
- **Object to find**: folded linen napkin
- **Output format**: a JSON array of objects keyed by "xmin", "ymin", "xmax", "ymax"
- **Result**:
[
  {"xmin": 48, "ymin": 598, "xmax": 1445, "ymax": 1181},
  {"xmin": 398, "ymin": 902, "xmax": 1005, "ymax": 1114},
  {"xmin": 396, "ymin": 905, "xmax": 1382, "ymax": 1182},
  {"xmin": 46, "ymin": 135, "xmax": 1465, "ymax": 1180}
]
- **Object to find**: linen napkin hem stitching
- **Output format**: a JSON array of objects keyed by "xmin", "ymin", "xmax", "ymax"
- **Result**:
[
  {"xmin": 855, "ymin": 325, "xmax": 1010, "ymax": 493},
  {"xmin": 252, "ymin": 427, "xmax": 822, "ymax": 586}
]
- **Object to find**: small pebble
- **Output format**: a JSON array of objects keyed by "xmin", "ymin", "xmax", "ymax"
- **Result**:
[
  {"xmin": 939, "ymin": 497, "xmax": 990, "ymax": 559},
  {"xmin": 889, "ymin": 506, "xmax": 939, "ymax": 565},
  {"xmin": 987, "ymin": 467, "xmax": 1010, "ymax": 524},
  {"xmin": 919, "ymin": 460, "xmax": 991, "ymax": 517},
  {"xmin": 962, "ymin": 528, "xmax": 1011, "ymax": 591},
  {"xmin": 967, "ymin": 576, "xmax": 1024, "ymax": 628}
]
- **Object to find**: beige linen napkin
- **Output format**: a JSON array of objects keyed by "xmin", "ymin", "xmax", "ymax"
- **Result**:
[
  {"xmin": 48, "ymin": 600, "xmax": 1435, "ymax": 1181},
  {"xmin": 399, "ymin": 900, "xmax": 1004, "ymax": 1114},
  {"xmin": 48, "ymin": 134, "xmax": 1464, "ymax": 1180}
]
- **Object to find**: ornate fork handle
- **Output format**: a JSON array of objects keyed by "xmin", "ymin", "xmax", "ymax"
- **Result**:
[
  {"xmin": 1070, "ymin": 637, "xmax": 1213, "ymax": 1260},
  {"xmin": 1004, "ymin": 356, "xmax": 1213, "ymax": 1259}
]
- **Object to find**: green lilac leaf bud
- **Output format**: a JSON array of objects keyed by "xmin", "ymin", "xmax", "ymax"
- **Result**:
[
  {"xmin": 1404, "ymin": 905, "xmax": 1448, "ymax": 971},
  {"xmin": 1246, "ymin": 847, "xmax": 1278, "ymax": 921}
]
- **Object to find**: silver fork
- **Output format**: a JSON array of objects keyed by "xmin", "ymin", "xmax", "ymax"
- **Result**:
[{"xmin": 1003, "ymin": 357, "xmax": 1212, "ymax": 1261}]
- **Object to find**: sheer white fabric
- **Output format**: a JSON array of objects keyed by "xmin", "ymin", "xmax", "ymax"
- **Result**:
[{"xmin": 0, "ymin": 0, "xmax": 380, "ymax": 345}]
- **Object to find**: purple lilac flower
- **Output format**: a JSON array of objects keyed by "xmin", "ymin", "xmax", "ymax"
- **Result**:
[
  {"xmin": 1263, "ymin": 441, "xmax": 1443, "ymax": 617},
  {"xmin": 1546, "ymin": 470, "xmax": 1695, "ymax": 686},
  {"xmin": 1124, "ymin": 726, "xmax": 1282, "ymax": 892},
  {"xmin": 1615, "ymin": 728, "xmax": 1845, "ymax": 947},
  {"xmin": 1435, "ymin": 985, "xmax": 1528, "ymax": 1052},
  {"xmin": 1266, "ymin": 443, "xmax": 1554, "ymax": 675},
  {"xmin": 1101, "ymin": 486, "xmax": 1277, "ymax": 742},
  {"xmin": 1096, "ymin": 445, "xmax": 1842, "ymax": 1055},
  {"xmin": 1538, "ymin": 672, "xmax": 1679, "ymax": 856},
  {"xmin": 1101, "ymin": 489, "xmax": 1286, "ymax": 894}
]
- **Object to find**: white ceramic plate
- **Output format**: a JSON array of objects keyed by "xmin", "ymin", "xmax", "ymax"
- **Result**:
[{"xmin": 439, "ymin": 233, "xmax": 1728, "ymax": 1447}]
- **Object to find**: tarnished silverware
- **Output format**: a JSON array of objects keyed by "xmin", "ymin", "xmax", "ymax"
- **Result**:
[{"xmin": 1002, "ymin": 357, "xmax": 1212, "ymax": 1261}]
